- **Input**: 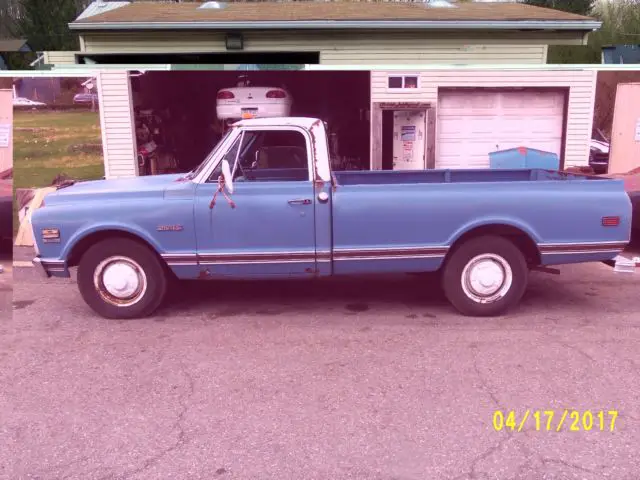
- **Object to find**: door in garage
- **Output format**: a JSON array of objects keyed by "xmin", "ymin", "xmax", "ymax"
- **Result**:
[{"xmin": 436, "ymin": 89, "xmax": 566, "ymax": 169}]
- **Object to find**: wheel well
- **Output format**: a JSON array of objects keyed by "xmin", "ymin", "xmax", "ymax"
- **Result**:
[
  {"xmin": 447, "ymin": 224, "xmax": 541, "ymax": 266},
  {"xmin": 67, "ymin": 230, "xmax": 161, "ymax": 267}
]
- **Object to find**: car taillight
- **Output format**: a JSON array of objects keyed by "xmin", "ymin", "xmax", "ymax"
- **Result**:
[
  {"xmin": 602, "ymin": 216, "xmax": 620, "ymax": 227},
  {"xmin": 217, "ymin": 90, "xmax": 235, "ymax": 100},
  {"xmin": 266, "ymin": 89, "xmax": 286, "ymax": 99}
]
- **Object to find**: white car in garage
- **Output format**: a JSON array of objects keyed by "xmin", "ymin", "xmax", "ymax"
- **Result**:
[{"xmin": 216, "ymin": 83, "xmax": 292, "ymax": 122}]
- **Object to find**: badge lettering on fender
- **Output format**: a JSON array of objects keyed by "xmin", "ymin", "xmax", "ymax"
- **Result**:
[{"xmin": 157, "ymin": 225, "xmax": 184, "ymax": 232}]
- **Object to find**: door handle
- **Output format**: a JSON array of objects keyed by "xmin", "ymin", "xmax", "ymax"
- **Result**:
[{"xmin": 288, "ymin": 198, "xmax": 312, "ymax": 205}]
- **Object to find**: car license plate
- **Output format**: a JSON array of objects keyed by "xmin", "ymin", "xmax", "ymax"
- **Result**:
[{"xmin": 241, "ymin": 108, "xmax": 258, "ymax": 119}]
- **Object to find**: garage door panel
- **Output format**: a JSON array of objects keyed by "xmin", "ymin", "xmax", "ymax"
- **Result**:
[
  {"xmin": 437, "ymin": 89, "xmax": 565, "ymax": 169},
  {"xmin": 499, "ymin": 118, "xmax": 563, "ymax": 136},
  {"xmin": 439, "ymin": 140, "xmax": 562, "ymax": 169},
  {"xmin": 438, "ymin": 91, "xmax": 500, "ymax": 114},
  {"xmin": 438, "ymin": 116, "xmax": 497, "ymax": 138},
  {"xmin": 501, "ymin": 91, "xmax": 564, "ymax": 111}
]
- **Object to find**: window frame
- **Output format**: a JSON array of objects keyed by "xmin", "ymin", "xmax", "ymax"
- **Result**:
[
  {"xmin": 386, "ymin": 73, "xmax": 421, "ymax": 91},
  {"xmin": 196, "ymin": 125, "xmax": 314, "ymax": 184}
]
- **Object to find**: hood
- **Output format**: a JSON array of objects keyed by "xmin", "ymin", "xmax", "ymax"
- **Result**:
[
  {"xmin": 43, "ymin": 174, "xmax": 186, "ymax": 205},
  {"xmin": 590, "ymin": 139, "xmax": 610, "ymax": 154}
]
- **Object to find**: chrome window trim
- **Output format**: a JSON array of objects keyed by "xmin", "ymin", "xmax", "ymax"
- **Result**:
[{"xmin": 193, "ymin": 124, "xmax": 314, "ymax": 185}]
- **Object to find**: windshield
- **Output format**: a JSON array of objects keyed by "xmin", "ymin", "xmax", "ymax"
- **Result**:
[{"xmin": 181, "ymin": 128, "xmax": 235, "ymax": 181}]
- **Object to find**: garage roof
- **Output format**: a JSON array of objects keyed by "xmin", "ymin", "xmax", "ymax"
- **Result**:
[
  {"xmin": 0, "ymin": 38, "xmax": 30, "ymax": 51},
  {"xmin": 70, "ymin": 1, "xmax": 601, "ymax": 31}
]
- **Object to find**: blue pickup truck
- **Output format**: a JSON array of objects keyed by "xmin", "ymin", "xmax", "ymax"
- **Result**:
[{"xmin": 31, "ymin": 117, "xmax": 632, "ymax": 319}]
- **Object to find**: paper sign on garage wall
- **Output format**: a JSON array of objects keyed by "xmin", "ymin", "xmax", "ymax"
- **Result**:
[
  {"xmin": 0, "ymin": 123, "xmax": 10, "ymax": 148},
  {"xmin": 401, "ymin": 125, "xmax": 416, "ymax": 142}
]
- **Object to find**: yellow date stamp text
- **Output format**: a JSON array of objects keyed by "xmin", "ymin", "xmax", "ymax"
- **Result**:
[{"xmin": 492, "ymin": 410, "xmax": 618, "ymax": 432}]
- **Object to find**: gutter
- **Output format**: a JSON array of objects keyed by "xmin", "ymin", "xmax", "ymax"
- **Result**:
[{"xmin": 69, "ymin": 19, "xmax": 602, "ymax": 31}]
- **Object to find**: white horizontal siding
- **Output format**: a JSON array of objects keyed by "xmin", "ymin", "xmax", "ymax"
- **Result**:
[
  {"xmin": 371, "ymin": 69, "xmax": 596, "ymax": 168},
  {"xmin": 97, "ymin": 71, "xmax": 137, "ymax": 178},
  {"xmin": 81, "ymin": 30, "xmax": 557, "ymax": 64},
  {"xmin": 321, "ymin": 45, "xmax": 547, "ymax": 64},
  {"xmin": 43, "ymin": 51, "xmax": 78, "ymax": 65}
]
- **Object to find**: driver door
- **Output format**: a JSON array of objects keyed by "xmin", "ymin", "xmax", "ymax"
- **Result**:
[{"xmin": 194, "ymin": 127, "xmax": 317, "ymax": 277}]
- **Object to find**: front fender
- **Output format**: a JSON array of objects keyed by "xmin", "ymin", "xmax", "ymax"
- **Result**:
[{"xmin": 61, "ymin": 222, "xmax": 165, "ymax": 260}]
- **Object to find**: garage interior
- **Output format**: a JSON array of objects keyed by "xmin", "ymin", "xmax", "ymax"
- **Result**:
[
  {"xmin": 79, "ymin": 52, "xmax": 320, "ymax": 65},
  {"xmin": 129, "ymin": 70, "xmax": 370, "ymax": 175}
]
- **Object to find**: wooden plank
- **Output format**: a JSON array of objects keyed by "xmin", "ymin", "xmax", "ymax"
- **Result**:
[
  {"xmin": 370, "ymin": 103, "xmax": 383, "ymax": 171},
  {"xmin": 14, "ymin": 187, "xmax": 57, "ymax": 247},
  {"xmin": 426, "ymin": 107, "xmax": 436, "ymax": 169}
]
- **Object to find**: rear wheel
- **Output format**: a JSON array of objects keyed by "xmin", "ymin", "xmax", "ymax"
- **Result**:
[
  {"xmin": 77, "ymin": 238, "xmax": 168, "ymax": 319},
  {"xmin": 442, "ymin": 235, "xmax": 528, "ymax": 317}
]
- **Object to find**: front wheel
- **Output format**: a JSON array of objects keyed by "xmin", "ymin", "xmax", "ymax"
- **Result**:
[
  {"xmin": 77, "ymin": 238, "xmax": 168, "ymax": 319},
  {"xmin": 442, "ymin": 235, "xmax": 528, "ymax": 317}
]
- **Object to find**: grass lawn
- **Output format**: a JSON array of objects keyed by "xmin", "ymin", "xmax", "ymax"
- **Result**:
[
  {"xmin": 13, "ymin": 110, "xmax": 104, "ymax": 190},
  {"xmin": 13, "ymin": 110, "xmax": 105, "ymax": 235}
]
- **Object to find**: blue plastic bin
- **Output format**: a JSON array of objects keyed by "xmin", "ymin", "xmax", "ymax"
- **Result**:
[{"xmin": 489, "ymin": 147, "xmax": 559, "ymax": 170}]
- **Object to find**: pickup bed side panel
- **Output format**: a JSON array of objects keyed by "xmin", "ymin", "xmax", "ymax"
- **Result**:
[{"xmin": 330, "ymin": 181, "xmax": 631, "ymax": 275}]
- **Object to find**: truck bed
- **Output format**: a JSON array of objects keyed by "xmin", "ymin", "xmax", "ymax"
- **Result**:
[{"xmin": 334, "ymin": 168, "xmax": 607, "ymax": 186}]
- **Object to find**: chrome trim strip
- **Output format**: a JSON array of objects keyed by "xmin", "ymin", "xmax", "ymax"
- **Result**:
[
  {"xmin": 160, "ymin": 241, "xmax": 625, "ymax": 266},
  {"xmin": 538, "ymin": 242, "xmax": 628, "ymax": 253},
  {"xmin": 199, "ymin": 259, "xmax": 314, "ymax": 265},
  {"xmin": 541, "ymin": 250, "xmax": 624, "ymax": 255},
  {"xmin": 538, "ymin": 241, "xmax": 628, "ymax": 247},
  {"xmin": 334, "ymin": 245, "xmax": 449, "ymax": 253},
  {"xmin": 197, "ymin": 251, "xmax": 314, "ymax": 258},
  {"xmin": 334, "ymin": 254, "xmax": 446, "ymax": 261}
]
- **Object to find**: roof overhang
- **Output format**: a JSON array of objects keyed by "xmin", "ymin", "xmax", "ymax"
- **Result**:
[{"xmin": 69, "ymin": 19, "xmax": 601, "ymax": 32}]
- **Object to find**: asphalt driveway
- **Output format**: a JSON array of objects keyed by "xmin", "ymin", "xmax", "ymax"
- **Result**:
[{"xmin": 3, "ymin": 259, "xmax": 640, "ymax": 480}]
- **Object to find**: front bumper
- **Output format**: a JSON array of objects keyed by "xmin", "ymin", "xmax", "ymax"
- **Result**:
[
  {"xmin": 32, "ymin": 257, "xmax": 50, "ymax": 278},
  {"xmin": 32, "ymin": 257, "xmax": 69, "ymax": 278}
]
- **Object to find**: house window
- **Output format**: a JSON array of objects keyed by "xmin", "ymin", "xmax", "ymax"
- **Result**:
[{"xmin": 388, "ymin": 75, "xmax": 419, "ymax": 89}]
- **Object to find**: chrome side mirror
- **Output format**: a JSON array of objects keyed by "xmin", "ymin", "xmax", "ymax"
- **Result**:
[{"xmin": 221, "ymin": 159, "xmax": 234, "ymax": 194}]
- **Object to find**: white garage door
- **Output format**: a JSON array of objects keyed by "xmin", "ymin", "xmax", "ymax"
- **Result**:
[{"xmin": 436, "ymin": 89, "xmax": 565, "ymax": 169}]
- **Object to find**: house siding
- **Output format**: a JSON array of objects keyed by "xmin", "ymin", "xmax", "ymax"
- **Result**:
[
  {"xmin": 74, "ymin": 30, "xmax": 594, "ymax": 64},
  {"xmin": 371, "ymin": 68, "xmax": 597, "ymax": 168},
  {"xmin": 96, "ymin": 70, "xmax": 138, "ymax": 178},
  {"xmin": 43, "ymin": 51, "xmax": 78, "ymax": 65},
  {"xmin": 0, "ymin": 90, "xmax": 12, "ymax": 173}
]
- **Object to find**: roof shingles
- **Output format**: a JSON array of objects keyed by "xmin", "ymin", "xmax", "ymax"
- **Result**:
[{"xmin": 72, "ymin": 1, "xmax": 597, "ymax": 25}]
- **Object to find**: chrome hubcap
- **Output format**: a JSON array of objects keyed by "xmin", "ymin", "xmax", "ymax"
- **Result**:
[
  {"xmin": 94, "ymin": 256, "xmax": 148, "ymax": 307},
  {"xmin": 461, "ymin": 254, "xmax": 513, "ymax": 304}
]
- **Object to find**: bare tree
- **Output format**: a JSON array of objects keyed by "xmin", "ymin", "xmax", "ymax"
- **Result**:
[{"xmin": 590, "ymin": 0, "xmax": 640, "ymax": 52}]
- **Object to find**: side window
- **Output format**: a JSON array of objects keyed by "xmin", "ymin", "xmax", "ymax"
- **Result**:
[
  {"xmin": 234, "ymin": 129, "xmax": 309, "ymax": 182},
  {"xmin": 207, "ymin": 135, "xmax": 241, "ymax": 182}
]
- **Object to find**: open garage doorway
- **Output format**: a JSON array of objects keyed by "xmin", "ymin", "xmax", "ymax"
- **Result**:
[
  {"xmin": 78, "ymin": 52, "xmax": 320, "ymax": 65},
  {"xmin": 129, "ymin": 69, "xmax": 370, "ymax": 175}
]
